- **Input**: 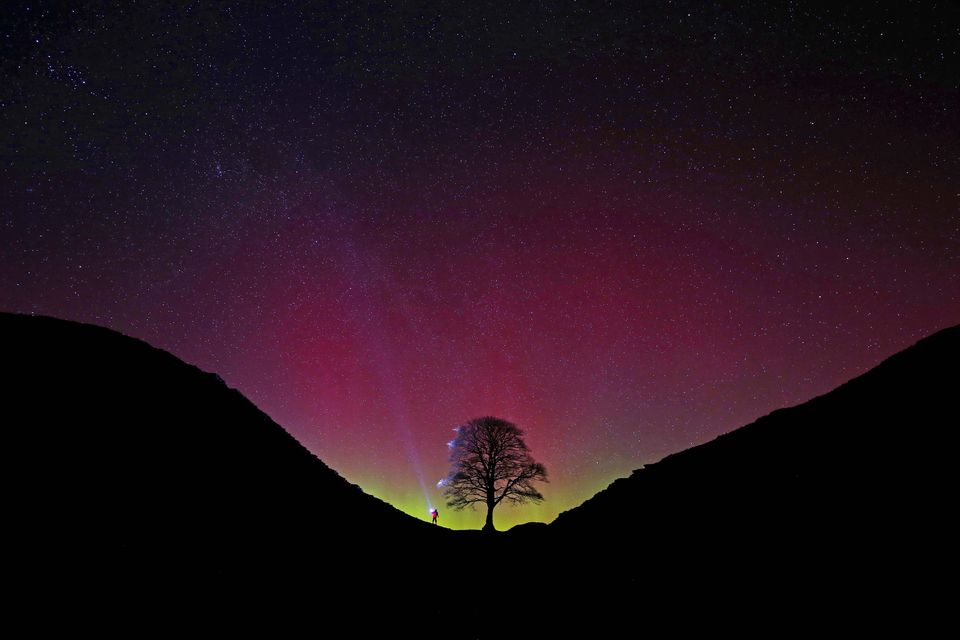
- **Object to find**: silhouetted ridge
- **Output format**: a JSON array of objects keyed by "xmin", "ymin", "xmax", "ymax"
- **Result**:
[
  {"xmin": 551, "ymin": 324, "xmax": 959, "ymax": 567},
  {"xmin": 2, "ymin": 312, "xmax": 442, "ymax": 584},
  {"xmin": 6, "ymin": 311, "xmax": 956, "ymax": 624}
]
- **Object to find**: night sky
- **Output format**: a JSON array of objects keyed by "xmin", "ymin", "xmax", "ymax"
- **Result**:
[{"xmin": 2, "ymin": 2, "xmax": 958, "ymax": 529}]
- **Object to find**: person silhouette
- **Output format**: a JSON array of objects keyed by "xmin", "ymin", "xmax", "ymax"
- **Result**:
[{"xmin": 431, "ymin": 508, "xmax": 439, "ymax": 524}]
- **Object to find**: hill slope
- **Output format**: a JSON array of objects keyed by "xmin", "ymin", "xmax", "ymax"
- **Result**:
[
  {"xmin": 2, "ymin": 312, "xmax": 443, "ymax": 585},
  {"xmin": 5, "ymin": 312, "xmax": 955, "ymax": 625},
  {"xmin": 546, "ymin": 323, "xmax": 958, "ymax": 571}
]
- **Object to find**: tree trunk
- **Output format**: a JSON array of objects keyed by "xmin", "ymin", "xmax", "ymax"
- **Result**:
[{"xmin": 483, "ymin": 502, "xmax": 496, "ymax": 532}]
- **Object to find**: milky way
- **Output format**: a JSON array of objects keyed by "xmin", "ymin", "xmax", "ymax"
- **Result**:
[{"xmin": 2, "ymin": 2, "xmax": 957, "ymax": 528}]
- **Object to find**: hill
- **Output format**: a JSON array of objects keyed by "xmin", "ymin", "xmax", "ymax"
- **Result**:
[
  {"xmin": 1, "ymin": 312, "xmax": 445, "ymax": 591},
  {"xmin": 5, "ymin": 311, "xmax": 955, "ymax": 626},
  {"xmin": 541, "ymin": 323, "xmax": 958, "ymax": 592}
]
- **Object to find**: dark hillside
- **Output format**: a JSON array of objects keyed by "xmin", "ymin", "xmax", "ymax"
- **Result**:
[
  {"xmin": 1, "ymin": 312, "xmax": 444, "ymax": 589},
  {"xmin": 545, "ymin": 324, "xmax": 958, "ymax": 588},
  {"xmin": 5, "ymin": 311, "xmax": 955, "ymax": 626}
]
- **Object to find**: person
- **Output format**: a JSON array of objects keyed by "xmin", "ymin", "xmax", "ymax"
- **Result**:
[{"xmin": 431, "ymin": 508, "xmax": 439, "ymax": 524}]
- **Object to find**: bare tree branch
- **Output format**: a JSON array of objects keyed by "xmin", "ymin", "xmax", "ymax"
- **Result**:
[{"xmin": 442, "ymin": 416, "xmax": 548, "ymax": 531}]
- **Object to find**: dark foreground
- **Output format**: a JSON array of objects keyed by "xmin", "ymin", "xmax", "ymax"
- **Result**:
[{"xmin": 3, "ymin": 312, "xmax": 955, "ymax": 631}]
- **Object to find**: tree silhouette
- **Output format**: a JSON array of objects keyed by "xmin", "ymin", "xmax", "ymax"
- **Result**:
[{"xmin": 441, "ymin": 416, "xmax": 548, "ymax": 532}]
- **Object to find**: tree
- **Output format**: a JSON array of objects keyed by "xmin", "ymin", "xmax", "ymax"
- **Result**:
[{"xmin": 441, "ymin": 416, "xmax": 548, "ymax": 532}]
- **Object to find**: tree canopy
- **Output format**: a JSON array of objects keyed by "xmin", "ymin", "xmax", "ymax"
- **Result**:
[{"xmin": 441, "ymin": 416, "xmax": 547, "ymax": 531}]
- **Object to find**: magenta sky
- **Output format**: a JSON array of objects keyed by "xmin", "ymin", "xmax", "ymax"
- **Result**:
[{"xmin": 2, "ymin": 3, "xmax": 957, "ymax": 528}]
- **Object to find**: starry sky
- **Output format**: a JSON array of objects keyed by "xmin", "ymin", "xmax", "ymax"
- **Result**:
[{"xmin": 2, "ymin": 1, "xmax": 958, "ymax": 529}]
